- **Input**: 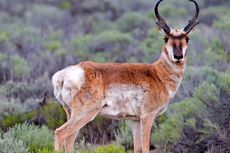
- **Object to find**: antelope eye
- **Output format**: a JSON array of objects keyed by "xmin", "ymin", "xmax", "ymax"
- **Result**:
[
  {"xmin": 164, "ymin": 37, "xmax": 169, "ymax": 43},
  {"xmin": 186, "ymin": 37, "xmax": 190, "ymax": 43}
]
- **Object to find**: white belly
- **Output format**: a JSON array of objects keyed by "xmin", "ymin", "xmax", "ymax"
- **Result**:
[{"xmin": 99, "ymin": 85, "xmax": 145, "ymax": 119}]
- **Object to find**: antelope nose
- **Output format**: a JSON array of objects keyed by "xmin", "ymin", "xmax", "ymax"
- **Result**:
[{"xmin": 174, "ymin": 55, "xmax": 183, "ymax": 60}]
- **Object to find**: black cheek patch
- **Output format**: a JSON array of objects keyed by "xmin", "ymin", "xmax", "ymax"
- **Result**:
[
  {"xmin": 164, "ymin": 37, "xmax": 168, "ymax": 43},
  {"xmin": 186, "ymin": 37, "xmax": 190, "ymax": 43}
]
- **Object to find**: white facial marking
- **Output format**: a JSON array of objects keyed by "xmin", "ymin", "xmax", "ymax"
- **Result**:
[
  {"xmin": 162, "ymin": 52, "xmax": 181, "ymax": 72},
  {"xmin": 173, "ymin": 29, "xmax": 186, "ymax": 34},
  {"xmin": 52, "ymin": 65, "xmax": 85, "ymax": 107},
  {"xmin": 165, "ymin": 45, "xmax": 177, "ymax": 62},
  {"xmin": 182, "ymin": 46, "xmax": 187, "ymax": 57},
  {"xmin": 165, "ymin": 29, "xmax": 188, "ymax": 63},
  {"xmin": 99, "ymin": 85, "xmax": 145, "ymax": 117}
]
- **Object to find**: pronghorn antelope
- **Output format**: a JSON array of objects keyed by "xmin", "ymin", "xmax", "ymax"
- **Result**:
[{"xmin": 52, "ymin": 0, "xmax": 200, "ymax": 152}]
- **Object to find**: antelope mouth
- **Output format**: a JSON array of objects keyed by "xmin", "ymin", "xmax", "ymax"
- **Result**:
[{"xmin": 174, "ymin": 59, "xmax": 184, "ymax": 64}]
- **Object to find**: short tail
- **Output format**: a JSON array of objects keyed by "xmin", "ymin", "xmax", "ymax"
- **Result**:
[{"xmin": 52, "ymin": 69, "xmax": 66, "ymax": 102}]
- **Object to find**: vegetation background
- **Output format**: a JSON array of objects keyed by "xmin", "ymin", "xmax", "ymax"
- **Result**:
[{"xmin": 0, "ymin": 0, "xmax": 230, "ymax": 152}]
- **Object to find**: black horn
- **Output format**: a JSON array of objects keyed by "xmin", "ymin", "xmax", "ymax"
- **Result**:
[
  {"xmin": 183, "ymin": 0, "xmax": 200, "ymax": 34},
  {"xmin": 154, "ymin": 0, "xmax": 170, "ymax": 35}
]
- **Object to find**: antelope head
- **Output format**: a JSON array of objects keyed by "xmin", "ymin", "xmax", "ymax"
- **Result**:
[{"xmin": 155, "ymin": 0, "xmax": 200, "ymax": 63}]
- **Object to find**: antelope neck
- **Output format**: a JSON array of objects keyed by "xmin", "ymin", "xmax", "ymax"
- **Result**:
[{"xmin": 153, "ymin": 47, "xmax": 186, "ymax": 93}]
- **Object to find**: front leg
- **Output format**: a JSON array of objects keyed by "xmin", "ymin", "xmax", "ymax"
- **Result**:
[
  {"xmin": 132, "ymin": 120, "xmax": 141, "ymax": 153},
  {"xmin": 140, "ymin": 115, "xmax": 155, "ymax": 153}
]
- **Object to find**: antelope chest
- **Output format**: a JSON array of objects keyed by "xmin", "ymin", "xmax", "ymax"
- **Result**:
[{"xmin": 99, "ymin": 85, "xmax": 145, "ymax": 119}]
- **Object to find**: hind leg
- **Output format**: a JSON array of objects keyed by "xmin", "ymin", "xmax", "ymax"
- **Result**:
[
  {"xmin": 62, "ymin": 104, "xmax": 78, "ymax": 151},
  {"xmin": 64, "ymin": 131, "xmax": 79, "ymax": 152},
  {"xmin": 54, "ymin": 104, "xmax": 102, "ymax": 152},
  {"xmin": 62, "ymin": 104, "xmax": 71, "ymax": 120}
]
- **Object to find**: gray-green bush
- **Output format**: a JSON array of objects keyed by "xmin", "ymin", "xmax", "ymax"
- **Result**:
[
  {"xmin": 4, "ymin": 123, "xmax": 53, "ymax": 152},
  {"xmin": 0, "ymin": 135, "xmax": 28, "ymax": 153}
]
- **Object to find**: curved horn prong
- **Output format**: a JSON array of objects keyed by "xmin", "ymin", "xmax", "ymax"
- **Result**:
[
  {"xmin": 183, "ymin": 0, "xmax": 200, "ymax": 34},
  {"xmin": 154, "ymin": 0, "xmax": 170, "ymax": 35}
]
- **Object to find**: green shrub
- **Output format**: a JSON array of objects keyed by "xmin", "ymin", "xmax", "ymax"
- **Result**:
[
  {"xmin": 37, "ymin": 148, "xmax": 56, "ymax": 153},
  {"xmin": 194, "ymin": 82, "xmax": 219, "ymax": 104},
  {"xmin": 4, "ymin": 123, "xmax": 53, "ymax": 153},
  {"xmin": 214, "ymin": 18, "xmax": 230, "ymax": 30},
  {"xmin": 1, "ymin": 111, "xmax": 36, "ymax": 130},
  {"xmin": 198, "ymin": 119, "xmax": 220, "ymax": 137},
  {"xmin": 0, "ymin": 98, "xmax": 36, "ymax": 130},
  {"xmin": 160, "ymin": 6, "xmax": 186, "ymax": 18},
  {"xmin": 72, "ymin": 30, "xmax": 133, "ymax": 52},
  {"xmin": 0, "ymin": 75, "xmax": 52, "ymax": 102},
  {"xmin": 91, "ymin": 19, "xmax": 115, "ymax": 33},
  {"xmin": 218, "ymin": 72, "xmax": 230, "ymax": 94},
  {"xmin": 167, "ymin": 98, "xmax": 202, "ymax": 118},
  {"xmin": 0, "ymin": 136, "xmax": 29, "ymax": 153},
  {"xmin": 200, "ymin": 6, "xmax": 225, "ymax": 25},
  {"xmin": 116, "ymin": 12, "xmax": 150, "ymax": 33},
  {"xmin": 183, "ymin": 67, "xmax": 207, "ymax": 82},
  {"xmin": 45, "ymin": 40, "xmax": 61, "ymax": 51},
  {"xmin": 90, "ymin": 52, "xmax": 108, "ymax": 62},
  {"xmin": 42, "ymin": 101, "xmax": 66, "ymax": 130},
  {"xmin": 0, "ymin": 100, "xmax": 65, "ymax": 130},
  {"xmin": 184, "ymin": 118, "xmax": 196, "ymax": 129},
  {"xmin": 185, "ymin": 31, "xmax": 209, "ymax": 66},
  {"xmin": 142, "ymin": 28, "xmax": 163, "ymax": 61},
  {"xmin": 152, "ymin": 115, "xmax": 184, "ymax": 148},
  {"xmin": 0, "ymin": 52, "xmax": 6, "ymax": 62},
  {"xmin": 92, "ymin": 30, "xmax": 133, "ymax": 48},
  {"xmin": 25, "ymin": 4, "xmax": 66, "ymax": 28},
  {"xmin": 186, "ymin": 34, "xmax": 228, "ymax": 67},
  {"xmin": 176, "ymin": 66, "xmax": 220, "ymax": 101},
  {"xmin": 0, "ymin": 31, "xmax": 11, "ymax": 43},
  {"xmin": 10, "ymin": 55, "xmax": 31, "ymax": 78},
  {"xmin": 78, "ymin": 117, "xmax": 118, "ymax": 145},
  {"xmin": 213, "ymin": 8, "xmax": 230, "ymax": 30},
  {"xmin": 75, "ymin": 149, "xmax": 94, "ymax": 153},
  {"xmin": 58, "ymin": 1, "xmax": 72, "ymax": 10},
  {"xmin": 152, "ymin": 74, "xmax": 230, "ymax": 151},
  {"xmin": 115, "ymin": 121, "xmax": 133, "ymax": 149},
  {"xmin": 95, "ymin": 144, "xmax": 126, "ymax": 153},
  {"xmin": 0, "ymin": 100, "xmax": 27, "ymax": 118},
  {"xmin": 1, "ymin": 114, "xmax": 26, "ymax": 129},
  {"xmin": 0, "ymin": 81, "xmax": 30, "ymax": 100},
  {"xmin": 153, "ymin": 81, "xmax": 220, "ymax": 150},
  {"xmin": 205, "ymin": 39, "xmax": 227, "ymax": 66},
  {"xmin": 71, "ymin": 35, "xmax": 92, "ymax": 59},
  {"xmin": 72, "ymin": 30, "xmax": 137, "ymax": 62},
  {"xmin": 10, "ymin": 25, "xmax": 41, "ymax": 42}
]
